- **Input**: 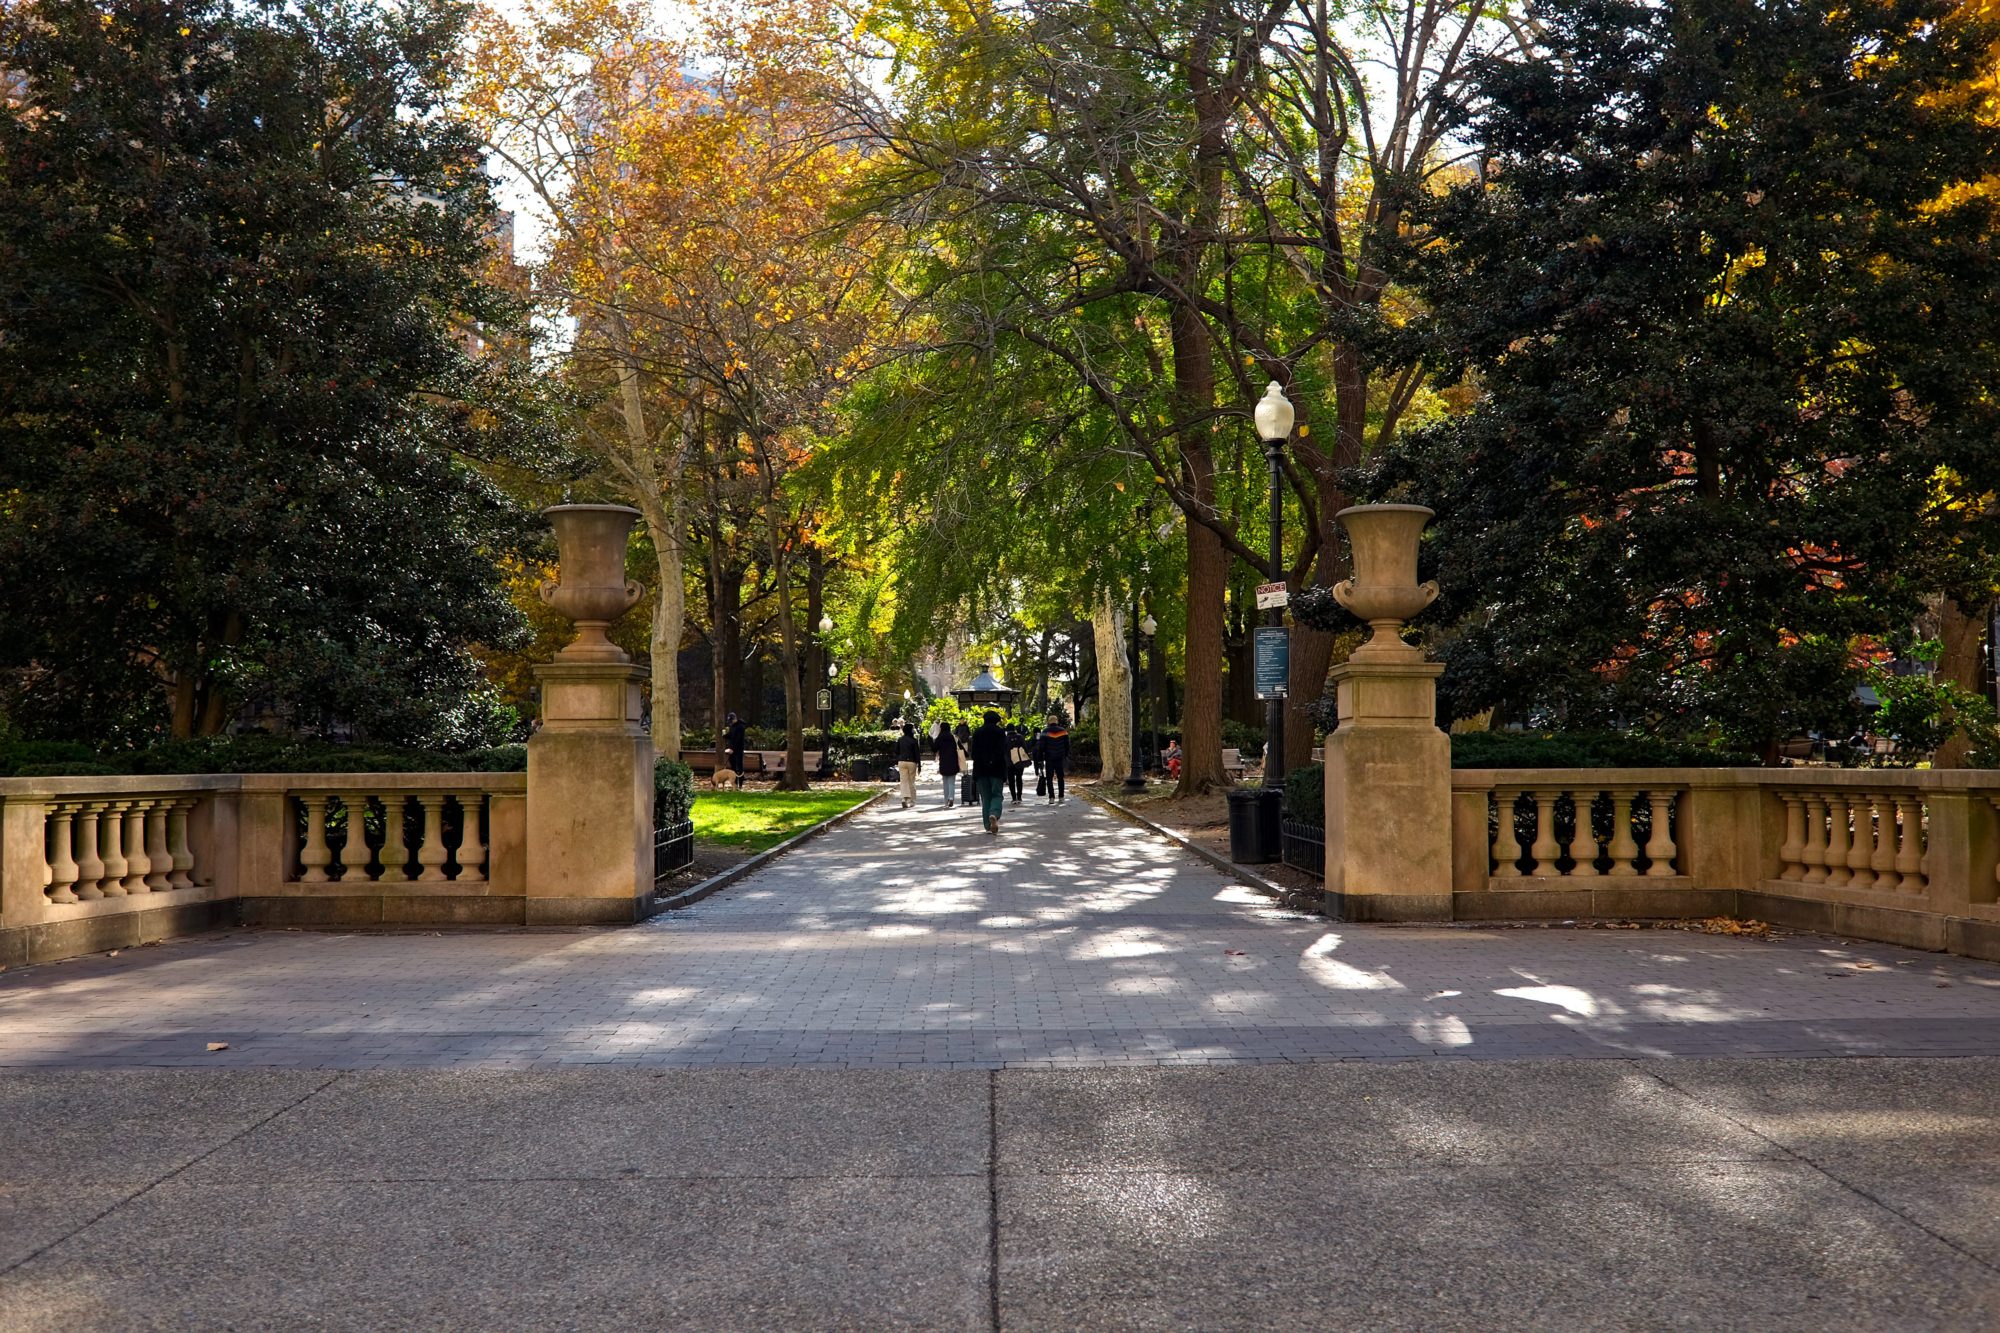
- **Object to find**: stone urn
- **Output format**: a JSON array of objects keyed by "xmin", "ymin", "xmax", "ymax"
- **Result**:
[
  {"xmin": 539, "ymin": 504, "xmax": 644, "ymax": 662},
  {"xmin": 1332, "ymin": 504, "xmax": 1438, "ymax": 662}
]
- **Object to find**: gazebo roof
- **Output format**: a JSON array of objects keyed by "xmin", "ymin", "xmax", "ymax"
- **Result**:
[{"xmin": 953, "ymin": 669, "xmax": 1017, "ymax": 701}]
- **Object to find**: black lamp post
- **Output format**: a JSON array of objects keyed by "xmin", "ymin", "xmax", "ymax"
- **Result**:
[
  {"xmin": 1253, "ymin": 382, "xmax": 1294, "ymax": 793},
  {"xmin": 1141, "ymin": 612, "xmax": 1158, "ymax": 773},
  {"xmin": 1124, "ymin": 593, "xmax": 1147, "ymax": 793}
]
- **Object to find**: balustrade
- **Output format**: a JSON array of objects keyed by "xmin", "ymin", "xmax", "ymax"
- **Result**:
[
  {"xmin": 1774, "ymin": 788, "xmax": 1926, "ymax": 894},
  {"xmin": 1485, "ymin": 786, "xmax": 1680, "ymax": 878},
  {"xmin": 289, "ymin": 790, "xmax": 488, "ymax": 885},
  {"xmin": 42, "ymin": 795, "xmax": 203, "ymax": 905}
]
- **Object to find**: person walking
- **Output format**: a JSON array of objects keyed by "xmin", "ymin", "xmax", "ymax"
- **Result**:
[
  {"xmin": 1040, "ymin": 717, "xmax": 1071, "ymax": 803},
  {"xmin": 722, "ymin": 712, "xmax": 748, "ymax": 789},
  {"xmin": 933, "ymin": 722, "xmax": 962, "ymax": 807},
  {"xmin": 1005, "ymin": 724, "xmax": 1029, "ymax": 804},
  {"xmin": 969, "ymin": 710, "xmax": 1011, "ymax": 834},
  {"xmin": 893, "ymin": 722, "xmax": 923, "ymax": 809},
  {"xmin": 953, "ymin": 720, "xmax": 975, "ymax": 806}
]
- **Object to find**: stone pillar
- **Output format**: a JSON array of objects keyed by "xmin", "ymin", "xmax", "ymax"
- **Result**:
[
  {"xmin": 524, "ymin": 504, "xmax": 657, "ymax": 925},
  {"xmin": 1321, "ymin": 504, "xmax": 1452, "ymax": 922},
  {"xmin": 1323, "ymin": 660, "xmax": 1452, "ymax": 920}
]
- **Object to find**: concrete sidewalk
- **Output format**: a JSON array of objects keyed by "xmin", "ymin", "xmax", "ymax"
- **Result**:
[
  {"xmin": 2, "ymin": 1059, "xmax": 1996, "ymax": 1330},
  {"xmin": 5, "ymin": 795, "xmax": 2000, "ymax": 1069}
]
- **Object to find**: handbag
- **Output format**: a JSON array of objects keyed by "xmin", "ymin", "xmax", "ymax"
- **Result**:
[
  {"xmin": 1010, "ymin": 745, "xmax": 1028, "ymax": 767},
  {"xmin": 1036, "ymin": 771, "xmax": 1048, "ymax": 796},
  {"xmin": 960, "ymin": 773, "xmax": 976, "ymax": 803}
]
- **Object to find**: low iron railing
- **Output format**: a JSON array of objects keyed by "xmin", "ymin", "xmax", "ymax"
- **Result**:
[
  {"xmin": 1281, "ymin": 818, "xmax": 1325, "ymax": 876},
  {"xmin": 653, "ymin": 817, "xmax": 695, "ymax": 884}
]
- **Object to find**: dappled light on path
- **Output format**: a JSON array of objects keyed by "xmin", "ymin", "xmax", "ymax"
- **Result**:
[{"xmin": 4, "ymin": 795, "xmax": 2000, "ymax": 1068}]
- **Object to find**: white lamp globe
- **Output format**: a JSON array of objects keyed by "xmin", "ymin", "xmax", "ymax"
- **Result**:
[
  {"xmin": 818, "ymin": 614, "xmax": 834, "ymax": 634},
  {"xmin": 1140, "ymin": 614, "xmax": 1158, "ymax": 636},
  {"xmin": 1253, "ymin": 381, "xmax": 1294, "ymax": 442}
]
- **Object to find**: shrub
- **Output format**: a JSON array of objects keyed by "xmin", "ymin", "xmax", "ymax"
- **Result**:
[
  {"xmin": 1283, "ymin": 765, "xmax": 1323, "ymax": 823},
  {"xmin": 1222, "ymin": 719, "xmax": 1266, "ymax": 761},
  {"xmin": 1448, "ymin": 730, "xmax": 1753, "ymax": 769},
  {"xmin": 0, "ymin": 734, "xmax": 530, "ymax": 777},
  {"xmin": 654, "ymin": 757, "xmax": 695, "ymax": 827}
]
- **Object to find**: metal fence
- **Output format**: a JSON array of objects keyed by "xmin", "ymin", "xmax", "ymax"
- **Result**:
[
  {"xmin": 1281, "ymin": 819, "xmax": 1325, "ymax": 877},
  {"xmin": 653, "ymin": 817, "xmax": 695, "ymax": 885}
]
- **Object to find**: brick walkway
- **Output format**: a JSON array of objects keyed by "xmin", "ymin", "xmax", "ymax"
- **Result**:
[{"xmin": 4, "ymin": 794, "xmax": 2000, "ymax": 1070}]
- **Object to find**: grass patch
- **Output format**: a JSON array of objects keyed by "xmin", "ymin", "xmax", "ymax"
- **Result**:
[{"xmin": 691, "ymin": 789, "xmax": 871, "ymax": 852}]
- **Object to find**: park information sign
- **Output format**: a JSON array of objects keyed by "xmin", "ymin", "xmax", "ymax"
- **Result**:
[
  {"xmin": 816, "ymin": 688, "xmax": 833, "ymax": 713},
  {"xmin": 1254, "ymin": 626, "xmax": 1289, "ymax": 699}
]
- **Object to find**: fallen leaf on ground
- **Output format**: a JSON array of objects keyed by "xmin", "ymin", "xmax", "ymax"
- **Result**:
[
  {"xmin": 1225, "ymin": 949, "xmax": 1246, "ymax": 956},
  {"xmin": 1693, "ymin": 917, "xmax": 1771, "ymax": 938},
  {"xmin": 206, "ymin": 1042, "xmax": 230, "ymax": 1051},
  {"xmin": 106, "ymin": 950, "xmax": 119, "ymax": 957}
]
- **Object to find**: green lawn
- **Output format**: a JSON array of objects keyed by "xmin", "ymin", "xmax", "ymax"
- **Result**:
[{"xmin": 690, "ymin": 789, "xmax": 873, "ymax": 853}]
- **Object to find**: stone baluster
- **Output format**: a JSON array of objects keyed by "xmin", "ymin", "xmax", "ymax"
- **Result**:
[
  {"xmin": 74, "ymin": 803, "xmax": 107, "ymax": 901},
  {"xmin": 98, "ymin": 800, "xmax": 129, "ymax": 897},
  {"xmin": 1845, "ymin": 794, "xmax": 1878, "ymax": 890},
  {"xmin": 1491, "ymin": 790, "xmax": 1523, "ymax": 878},
  {"xmin": 1867, "ymin": 794, "xmax": 1898, "ymax": 890},
  {"xmin": 142, "ymin": 800, "xmax": 172, "ymax": 891},
  {"xmin": 1777, "ymin": 794, "xmax": 1807, "ymax": 882},
  {"xmin": 1801, "ymin": 794, "xmax": 1829, "ymax": 884},
  {"xmin": 166, "ymin": 798, "xmax": 196, "ymax": 890},
  {"xmin": 414, "ymin": 793, "xmax": 450, "ymax": 882},
  {"xmin": 1529, "ymin": 791, "xmax": 1562, "ymax": 875},
  {"xmin": 46, "ymin": 804, "xmax": 80, "ymax": 904},
  {"xmin": 118, "ymin": 800, "xmax": 153, "ymax": 894},
  {"xmin": 454, "ymin": 795, "xmax": 487, "ymax": 881},
  {"xmin": 297, "ymin": 795, "xmax": 334, "ymax": 884},
  {"xmin": 1644, "ymin": 790, "xmax": 1679, "ymax": 877},
  {"xmin": 1898, "ymin": 796, "xmax": 1927, "ymax": 891},
  {"xmin": 1566, "ymin": 789, "xmax": 1601, "ymax": 877},
  {"xmin": 378, "ymin": 796, "xmax": 410, "ymax": 883},
  {"xmin": 1606, "ymin": 790, "xmax": 1641, "ymax": 877},
  {"xmin": 1823, "ymin": 794, "xmax": 1852, "ymax": 887},
  {"xmin": 337, "ymin": 793, "xmax": 375, "ymax": 882}
]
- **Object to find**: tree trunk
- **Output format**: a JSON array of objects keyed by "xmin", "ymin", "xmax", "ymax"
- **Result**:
[
  {"xmin": 1094, "ymin": 591, "xmax": 1132, "ymax": 784},
  {"xmin": 633, "ymin": 484, "xmax": 684, "ymax": 761},
  {"xmin": 605, "ymin": 308, "xmax": 681, "ymax": 759},
  {"xmin": 711, "ymin": 559, "xmax": 744, "ymax": 728},
  {"xmin": 1934, "ymin": 595, "xmax": 1990, "ymax": 768},
  {"xmin": 754, "ymin": 442, "xmax": 808, "ymax": 791}
]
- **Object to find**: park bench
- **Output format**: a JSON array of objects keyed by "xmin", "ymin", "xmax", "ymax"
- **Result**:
[
  {"xmin": 1222, "ymin": 747, "xmax": 1248, "ymax": 780},
  {"xmin": 685, "ymin": 750, "xmax": 765, "ymax": 782},
  {"xmin": 758, "ymin": 750, "xmax": 825, "ymax": 782}
]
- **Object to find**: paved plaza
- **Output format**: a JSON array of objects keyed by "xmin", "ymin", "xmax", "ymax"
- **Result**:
[
  {"xmin": 4, "ymin": 797, "xmax": 2000, "ymax": 1329},
  {"xmin": 5, "ymin": 795, "xmax": 2000, "ymax": 1069}
]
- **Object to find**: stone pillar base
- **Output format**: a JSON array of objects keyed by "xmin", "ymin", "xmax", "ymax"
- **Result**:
[
  {"xmin": 525, "ymin": 661, "xmax": 654, "ymax": 915},
  {"xmin": 1323, "ymin": 659, "xmax": 1453, "ymax": 921}
]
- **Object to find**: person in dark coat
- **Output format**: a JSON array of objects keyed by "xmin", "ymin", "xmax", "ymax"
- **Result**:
[
  {"xmin": 893, "ymin": 722, "xmax": 924, "ymax": 809},
  {"xmin": 969, "ymin": 710, "xmax": 1012, "ymax": 833},
  {"xmin": 1005, "ymin": 725, "xmax": 1029, "ymax": 804},
  {"xmin": 933, "ymin": 723, "xmax": 962, "ymax": 807},
  {"xmin": 722, "ymin": 712, "xmax": 748, "ymax": 788},
  {"xmin": 1040, "ymin": 718, "xmax": 1071, "ymax": 803}
]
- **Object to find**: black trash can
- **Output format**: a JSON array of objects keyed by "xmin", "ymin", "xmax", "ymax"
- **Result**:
[
  {"xmin": 1227, "ymin": 787, "xmax": 1282, "ymax": 864},
  {"xmin": 850, "ymin": 758, "xmax": 871, "ymax": 782}
]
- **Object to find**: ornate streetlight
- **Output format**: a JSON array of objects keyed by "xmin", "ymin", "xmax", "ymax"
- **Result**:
[
  {"xmin": 1140, "ymin": 613, "xmax": 1158, "ymax": 777},
  {"xmin": 817, "ymin": 615, "xmax": 835, "ymax": 728},
  {"xmin": 1124, "ymin": 592, "xmax": 1147, "ymax": 794},
  {"xmin": 1252, "ymin": 381, "xmax": 1294, "ymax": 796}
]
